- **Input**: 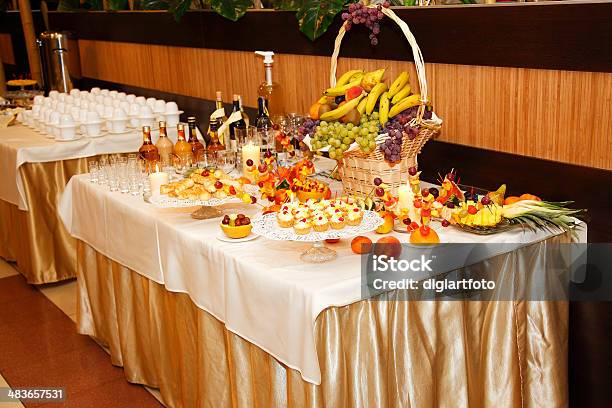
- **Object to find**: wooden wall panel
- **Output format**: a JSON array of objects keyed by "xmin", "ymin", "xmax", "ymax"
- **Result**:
[
  {"xmin": 0, "ymin": 33, "xmax": 15, "ymax": 65},
  {"xmin": 78, "ymin": 39, "xmax": 612, "ymax": 171}
]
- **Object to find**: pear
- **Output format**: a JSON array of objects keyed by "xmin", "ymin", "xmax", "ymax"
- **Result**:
[{"xmin": 360, "ymin": 68, "xmax": 386, "ymax": 92}]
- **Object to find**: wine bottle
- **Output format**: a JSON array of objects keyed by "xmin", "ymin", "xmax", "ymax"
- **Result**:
[
  {"xmin": 139, "ymin": 125, "xmax": 159, "ymax": 172},
  {"xmin": 174, "ymin": 123, "xmax": 194, "ymax": 163},
  {"xmin": 206, "ymin": 121, "xmax": 224, "ymax": 155},
  {"xmin": 255, "ymin": 96, "xmax": 272, "ymax": 131},
  {"xmin": 155, "ymin": 121, "xmax": 174, "ymax": 167},
  {"xmin": 255, "ymin": 51, "xmax": 285, "ymax": 116},
  {"xmin": 228, "ymin": 94, "xmax": 246, "ymax": 152},
  {"xmin": 187, "ymin": 116, "xmax": 206, "ymax": 162}
]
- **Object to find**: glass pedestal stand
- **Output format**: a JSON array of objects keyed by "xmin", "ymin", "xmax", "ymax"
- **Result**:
[
  {"xmin": 191, "ymin": 206, "xmax": 223, "ymax": 220},
  {"xmin": 300, "ymin": 241, "xmax": 338, "ymax": 263}
]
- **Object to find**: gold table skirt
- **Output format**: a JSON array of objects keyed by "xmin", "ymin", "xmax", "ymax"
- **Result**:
[
  {"xmin": 76, "ymin": 240, "xmax": 568, "ymax": 408},
  {"xmin": 0, "ymin": 158, "xmax": 87, "ymax": 284}
]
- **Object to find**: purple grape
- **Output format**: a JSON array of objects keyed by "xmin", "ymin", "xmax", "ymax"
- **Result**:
[{"xmin": 371, "ymin": 37, "xmax": 378, "ymax": 46}]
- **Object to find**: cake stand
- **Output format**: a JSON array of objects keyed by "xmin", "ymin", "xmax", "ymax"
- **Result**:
[{"xmin": 251, "ymin": 211, "xmax": 383, "ymax": 263}]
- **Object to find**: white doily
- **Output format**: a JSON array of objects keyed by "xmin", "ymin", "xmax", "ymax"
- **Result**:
[
  {"xmin": 148, "ymin": 184, "xmax": 259, "ymax": 208},
  {"xmin": 252, "ymin": 211, "xmax": 383, "ymax": 242}
]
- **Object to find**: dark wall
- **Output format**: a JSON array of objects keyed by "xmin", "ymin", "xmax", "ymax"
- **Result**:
[{"xmin": 0, "ymin": 10, "xmax": 46, "ymax": 78}]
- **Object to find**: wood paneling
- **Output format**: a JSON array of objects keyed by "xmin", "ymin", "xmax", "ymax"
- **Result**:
[
  {"xmin": 78, "ymin": 39, "xmax": 612, "ymax": 170},
  {"xmin": 0, "ymin": 33, "xmax": 15, "ymax": 65}
]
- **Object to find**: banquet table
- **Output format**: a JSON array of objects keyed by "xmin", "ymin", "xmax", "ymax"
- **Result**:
[
  {"xmin": 0, "ymin": 124, "xmax": 141, "ymax": 283},
  {"xmin": 59, "ymin": 170, "xmax": 586, "ymax": 408}
]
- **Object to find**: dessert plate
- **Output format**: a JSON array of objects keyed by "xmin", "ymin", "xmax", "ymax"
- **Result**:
[{"xmin": 216, "ymin": 233, "xmax": 259, "ymax": 243}]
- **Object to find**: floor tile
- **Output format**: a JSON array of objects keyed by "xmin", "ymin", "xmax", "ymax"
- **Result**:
[
  {"xmin": 0, "ymin": 260, "xmax": 18, "ymax": 280},
  {"xmin": 37, "ymin": 280, "xmax": 77, "ymax": 317}
]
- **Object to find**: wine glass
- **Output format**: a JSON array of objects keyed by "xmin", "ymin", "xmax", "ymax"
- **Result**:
[{"xmin": 216, "ymin": 150, "xmax": 236, "ymax": 175}]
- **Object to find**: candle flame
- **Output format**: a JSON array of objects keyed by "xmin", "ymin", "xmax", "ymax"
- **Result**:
[{"xmin": 154, "ymin": 163, "xmax": 160, "ymax": 173}]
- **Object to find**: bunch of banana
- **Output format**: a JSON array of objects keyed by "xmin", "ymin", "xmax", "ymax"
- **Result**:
[
  {"xmin": 389, "ymin": 94, "xmax": 421, "ymax": 118},
  {"xmin": 388, "ymin": 71, "xmax": 409, "ymax": 99},
  {"xmin": 378, "ymin": 92, "xmax": 390, "ymax": 126},
  {"xmin": 365, "ymin": 82, "xmax": 388, "ymax": 115},
  {"xmin": 357, "ymin": 98, "xmax": 367, "ymax": 115},
  {"xmin": 319, "ymin": 94, "xmax": 365, "ymax": 121},
  {"xmin": 336, "ymin": 69, "xmax": 364, "ymax": 87},
  {"xmin": 391, "ymin": 84, "xmax": 411, "ymax": 104},
  {"xmin": 324, "ymin": 75, "xmax": 364, "ymax": 97}
]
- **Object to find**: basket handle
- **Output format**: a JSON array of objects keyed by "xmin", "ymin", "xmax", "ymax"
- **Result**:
[{"xmin": 330, "ymin": 7, "xmax": 429, "ymax": 121}]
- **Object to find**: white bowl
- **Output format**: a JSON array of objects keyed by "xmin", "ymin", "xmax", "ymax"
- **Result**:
[
  {"xmin": 165, "ymin": 101, "xmax": 179, "ymax": 113},
  {"xmin": 153, "ymin": 99, "xmax": 166, "ymax": 113},
  {"xmin": 33, "ymin": 95, "xmax": 45, "ymax": 106},
  {"xmin": 135, "ymin": 96, "xmax": 146, "ymax": 106},
  {"xmin": 69, "ymin": 89, "xmax": 81, "ymax": 98},
  {"xmin": 57, "ymin": 125, "xmax": 77, "ymax": 141},
  {"xmin": 139, "ymin": 116, "xmax": 155, "ymax": 129},
  {"xmin": 146, "ymin": 98, "xmax": 156, "ymax": 109},
  {"xmin": 112, "ymin": 99, "xmax": 121, "ymax": 108},
  {"xmin": 126, "ymin": 94, "xmax": 136, "ymax": 103},
  {"xmin": 117, "ymin": 92, "xmax": 127, "ymax": 100},
  {"xmin": 90, "ymin": 87, "xmax": 101, "ymax": 95},
  {"xmin": 109, "ymin": 90, "xmax": 118, "ymax": 98},
  {"xmin": 103, "ymin": 96, "xmax": 114, "ymax": 106},
  {"xmin": 108, "ymin": 118, "xmax": 127, "ymax": 133},
  {"xmin": 58, "ymin": 93, "xmax": 67, "ymax": 103},
  {"xmin": 100, "ymin": 89, "xmax": 109, "ymax": 96},
  {"xmin": 164, "ymin": 112, "xmax": 181, "ymax": 127},
  {"xmin": 49, "ymin": 90, "xmax": 59, "ymax": 100},
  {"xmin": 70, "ymin": 106, "xmax": 81, "ymax": 122}
]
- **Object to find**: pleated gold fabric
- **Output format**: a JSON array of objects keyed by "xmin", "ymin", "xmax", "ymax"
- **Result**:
[
  {"xmin": 0, "ymin": 158, "xmax": 87, "ymax": 284},
  {"xmin": 76, "ymin": 239, "xmax": 568, "ymax": 408}
]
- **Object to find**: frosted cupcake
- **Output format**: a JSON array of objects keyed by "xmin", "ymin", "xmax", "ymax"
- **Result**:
[
  {"xmin": 312, "ymin": 214, "xmax": 330, "ymax": 232},
  {"xmin": 277, "ymin": 210, "xmax": 295, "ymax": 228},
  {"xmin": 330, "ymin": 213, "xmax": 346, "ymax": 230},
  {"xmin": 293, "ymin": 208, "xmax": 311, "ymax": 221},
  {"xmin": 294, "ymin": 219, "xmax": 312, "ymax": 235},
  {"xmin": 346, "ymin": 207, "xmax": 364, "ymax": 226},
  {"xmin": 326, "ymin": 206, "xmax": 344, "ymax": 218}
]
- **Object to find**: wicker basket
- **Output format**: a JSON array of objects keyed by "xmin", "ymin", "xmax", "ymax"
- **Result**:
[{"xmin": 330, "ymin": 6, "xmax": 442, "ymax": 196}]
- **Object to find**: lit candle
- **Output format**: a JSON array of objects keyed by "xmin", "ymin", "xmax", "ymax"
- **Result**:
[
  {"xmin": 149, "ymin": 169, "xmax": 169, "ymax": 196},
  {"xmin": 241, "ymin": 142, "xmax": 260, "ymax": 180},
  {"xmin": 398, "ymin": 184, "xmax": 413, "ymax": 210}
]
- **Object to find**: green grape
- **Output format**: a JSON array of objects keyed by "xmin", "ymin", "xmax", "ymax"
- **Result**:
[
  {"xmin": 346, "ymin": 123, "xmax": 354, "ymax": 130},
  {"xmin": 340, "ymin": 128, "xmax": 348, "ymax": 138},
  {"xmin": 342, "ymin": 137, "xmax": 351, "ymax": 145},
  {"xmin": 329, "ymin": 146, "xmax": 336, "ymax": 154},
  {"xmin": 334, "ymin": 139, "xmax": 341, "ymax": 147},
  {"xmin": 359, "ymin": 128, "xmax": 369, "ymax": 136},
  {"xmin": 371, "ymin": 112, "xmax": 379, "ymax": 120},
  {"xmin": 340, "ymin": 143, "xmax": 348, "ymax": 151},
  {"xmin": 320, "ymin": 121, "xmax": 328, "ymax": 127},
  {"xmin": 362, "ymin": 148, "xmax": 371, "ymax": 154},
  {"xmin": 368, "ymin": 140, "xmax": 377, "ymax": 149},
  {"xmin": 368, "ymin": 125, "xmax": 378, "ymax": 134},
  {"xmin": 360, "ymin": 116, "xmax": 368, "ymax": 124},
  {"xmin": 329, "ymin": 151, "xmax": 336, "ymax": 160},
  {"xmin": 359, "ymin": 138, "xmax": 369, "ymax": 147}
]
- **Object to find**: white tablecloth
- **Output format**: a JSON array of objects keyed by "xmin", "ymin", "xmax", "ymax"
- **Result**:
[
  {"xmin": 58, "ymin": 171, "xmax": 586, "ymax": 384},
  {"xmin": 0, "ymin": 125, "xmax": 142, "ymax": 210}
]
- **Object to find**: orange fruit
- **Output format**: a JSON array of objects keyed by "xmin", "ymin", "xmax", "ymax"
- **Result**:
[
  {"xmin": 409, "ymin": 225, "xmax": 440, "ymax": 245},
  {"xmin": 375, "ymin": 211, "xmax": 395, "ymax": 234},
  {"xmin": 503, "ymin": 196, "xmax": 521, "ymax": 205},
  {"xmin": 309, "ymin": 102, "xmax": 321, "ymax": 120},
  {"xmin": 351, "ymin": 236, "xmax": 372, "ymax": 254},
  {"xmin": 237, "ymin": 177, "xmax": 251, "ymax": 185},
  {"xmin": 374, "ymin": 236, "xmax": 402, "ymax": 259},
  {"xmin": 519, "ymin": 193, "xmax": 541, "ymax": 201}
]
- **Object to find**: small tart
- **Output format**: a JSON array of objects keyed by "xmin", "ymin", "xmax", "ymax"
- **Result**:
[
  {"xmin": 346, "ymin": 207, "xmax": 364, "ymax": 226},
  {"xmin": 312, "ymin": 214, "xmax": 329, "ymax": 232},
  {"xmin": 325, "ymin": 207, "xmax": 345, "ymax": 218},
  {"xmin": 330, "ymin": 213, "xmax": 346, "ymax": 230},
  {"xmin": 294, "ymin": 219, "xmax": 312, "ymax": 235},
  {"xmin": 293, "ymin": 209, "xmax": 311, "ymax": 220},
  {"xmin": 277, "ymin": 210, "xmax": 295, "ymax": 228}
]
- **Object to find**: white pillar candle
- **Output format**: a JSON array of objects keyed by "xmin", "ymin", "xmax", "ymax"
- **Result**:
[
  {"xmin": 397, "ymin": 184, "xmax": 414, "ymax": 210},
  {"xmin": 241, "ymin": 142, "xmax": 260, "ymax": 180},
  {"xmin": 149, "ymin": 171, "xmax": 169, "ymax": 196}
]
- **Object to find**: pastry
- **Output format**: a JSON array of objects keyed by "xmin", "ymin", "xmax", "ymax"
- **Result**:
[
  {"xmin": 294, "ymin": 219, "xmax": 312, "ymax": 235},
  {"xmin": 277, "ymin": 210, "xmax": 295, "ymax": 228},
  {"xmin": 312, "ymin": 214, "xmax": 330, "ymax": 232},
  {"xmin": 346, "ymin": 207, "xmax": 364, "ymax": 226},
  {"xmin": 330, "ymin": 213, "xmax": 346, "ymax": 230}
]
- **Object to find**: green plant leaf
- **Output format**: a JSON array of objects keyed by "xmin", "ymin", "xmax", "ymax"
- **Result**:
[
  {"xmin": 108, "ymin": 0, "xmax": 129, "ymax": 9},
  {"xmin": 273, "ymin": 0, "xmax": 302, "ymax": 11},
  {"xmin": 170, "ymin": 0, "xmax": 193, "ymax": 20},
  {"xmin": 140, "ymin": 0, "xmax": 171, "ymax": 9},
  {"xmin": 211, "ymin": 0, "xmax": 252, "ymax": 21},
  {"xmin": 296, "ymin": 0, "xmax": 344, "ymax": 41}
]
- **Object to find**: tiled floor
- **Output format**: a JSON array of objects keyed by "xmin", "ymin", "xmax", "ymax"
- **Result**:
[{"xmin": 0, "ymin": 259, "xmax": 163, "ymax": 407}]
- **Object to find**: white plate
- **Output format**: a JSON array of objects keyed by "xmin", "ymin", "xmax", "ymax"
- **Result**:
[
  {"xmin": 107, "ymin": 128, "xmax": 134, "ymax": 135},
  {"xmin": 87, "ymin": 131, "xmax": 108, "ymax": 138},
  {"xmin": 216, "ymin": 233, "xmax": 259, "ymax": 243},
  {"xmin": 54, "ymin": 135, "xmax": 83, "ymax": 142}
]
